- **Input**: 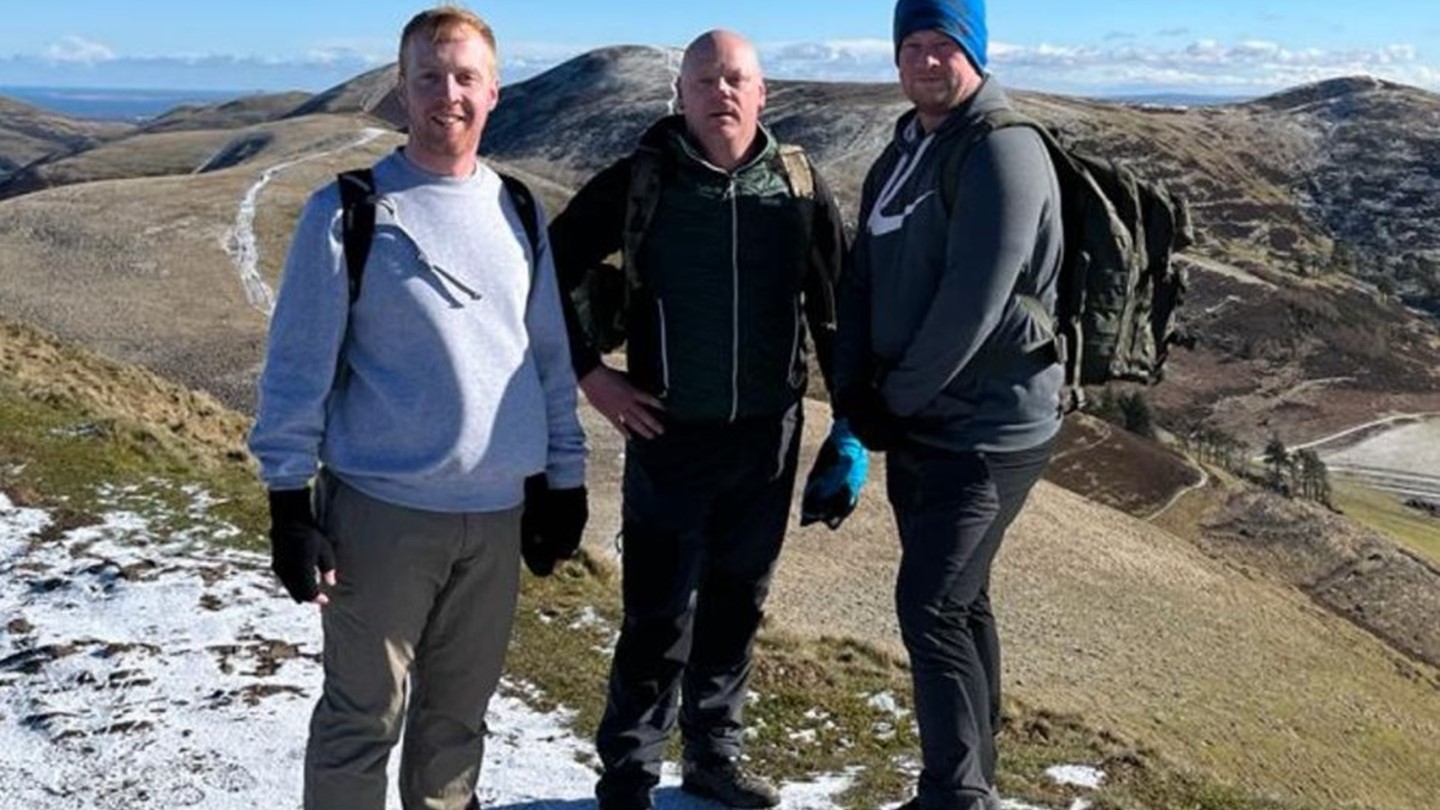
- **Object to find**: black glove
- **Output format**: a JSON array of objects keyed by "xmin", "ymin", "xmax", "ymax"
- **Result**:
[
  {"xmin": 837, "ymin": 385, "xmax": 905, "ymax": 453},
  {"xmin": 520, "ymin": 475, "xmax": 589, "ymax": 577},
  {"xmin": 268, "ymin": 488, "xmax": 335, "ymax": 603}
]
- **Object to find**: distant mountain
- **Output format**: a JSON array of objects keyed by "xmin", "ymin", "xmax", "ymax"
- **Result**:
[
  {"xmin": 140, "ymin": 91, "xmax": 313, "ymax": 134},
  {"xmin": 2, "ymin": 48, "xmax": 1438, "ymax": 448},
  {"xmin": 0, "ymin": 91, "xmax": 351, "ymax": 201},
  {"xmin": 1103, "ymin": 92, "xmax": 1254, "ymax": 106},
  {"xmin": 284, "ymin": 63, "xmax": 403, "ymax": 125},
  {"xmin": 0, "ymin": 113, "xmax": 388, "ymax": 201},
  {"xmin": 480, "ymin": 46, "xmax": 909, "ymax": 210},
  {"xmin": 2, "ymin": 56, "xmax": 1440, "ymax": 810},
  {"xmin": 478, "ymin": 48, "xmax": 1440, "ymax": 446},
  {"xmin": 0, "ymin": 95, "xmax": 130, "ymax": 178}
]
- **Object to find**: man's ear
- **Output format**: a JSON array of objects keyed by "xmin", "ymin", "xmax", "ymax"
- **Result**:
[{"xmin": 757, "ymin": 79, "xmax": 767, "ymax": 113}]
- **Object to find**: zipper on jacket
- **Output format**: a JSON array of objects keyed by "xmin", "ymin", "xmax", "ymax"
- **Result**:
[
  {"xmin": 655, "ymin": 296, "xmax": 671, "ymax": 395},
  {"xmin": 728, "ymin": 176, "xmax": 740, "ymax": 422}
]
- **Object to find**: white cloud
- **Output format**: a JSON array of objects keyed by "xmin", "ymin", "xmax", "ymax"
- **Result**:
[
  {"xmin": 305, "ymin": 46, "xmax": 381, "ymax": 66},
  {"xmin": 6, "ymin": 36, "xmax": 1439, "ymax": 97},
  {"xmin": 43, "ymin": 36, "xmax": 114, "ymax": 65},
  {"xmin": 704, "ymin": 36, "xmax": 1440, "ymax": 95},
  {"xmin": 304, "ymin": 37, "xmax": 393, "ymax": 67},
  {"xmin": 990, "ymin": 38, "xmax": 1440, "ymax": 95}
]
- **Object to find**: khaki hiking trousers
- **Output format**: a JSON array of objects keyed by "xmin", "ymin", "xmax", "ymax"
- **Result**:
[{"xmin": 304, "ymin": 471, "xmax": 522, "ymax": 810}]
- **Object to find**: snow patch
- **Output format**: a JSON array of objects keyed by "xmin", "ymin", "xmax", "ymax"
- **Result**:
[
  {"xmin": 0, "ymin": 489, "xmax": 860, "ymax": 809},
  {"xmin": 1046, "ymin": 764, "xmax": 1106, "ymax": 789}
]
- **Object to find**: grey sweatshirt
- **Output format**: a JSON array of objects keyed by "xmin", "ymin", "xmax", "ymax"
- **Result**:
[
  {"xmin": 249, "ymin": 149, "xmax": 586, "ymax": 512},
  {"xmin": 838, "ymin": 78, "xmax": 1064, "ymax": 453}
]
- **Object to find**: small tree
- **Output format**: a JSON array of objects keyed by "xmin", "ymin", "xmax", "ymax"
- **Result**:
[
  {"xmin": 1263, "ymin": 433, "xmax": 1291, "ymax": 494},
  {"xmin": 1293, "ymin": 448, "xmax": 1333, "ymax": 507}
]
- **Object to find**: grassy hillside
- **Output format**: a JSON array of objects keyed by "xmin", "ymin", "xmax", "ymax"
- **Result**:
[
  {"xmin": 7, "ymin": 318, "xmax": 1433, "ymax": 810},
  {"xmin": 1332, "ymin": 483, "xmax": 1440, "ymax": 565},
  {"xmin": 0, "ymin": 52, "xmax": 1438, "ymax": 809},
  {"xmin": 0, "ymin": 94, "xmax": 131, "ymax": 177}
]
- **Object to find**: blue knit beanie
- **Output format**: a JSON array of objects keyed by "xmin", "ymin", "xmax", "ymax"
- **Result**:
[{"xmin": 893, "ymin": 0, "xmax": 987, "ymax": 71}]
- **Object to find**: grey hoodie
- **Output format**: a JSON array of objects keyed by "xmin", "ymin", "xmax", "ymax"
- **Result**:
[
  {"xmin": 837, "ymin": 78, "xmax": 1064, "ymax": 453},
  {"xmin": 249, "ymin": 149, "xmax": 586, "ymax": 512}
]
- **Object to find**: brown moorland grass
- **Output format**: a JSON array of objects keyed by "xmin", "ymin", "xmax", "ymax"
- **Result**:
[
  {"xmin": 0, "ymin": 116, "xmax": 403, "ymax": 410},
  {"xmin": 0, "ymin": 97, "xmax": 1438, "ymax": 806},
  {"xmin": 0, "ymin": 315, "xmax": 1411, "ymax": 810}
]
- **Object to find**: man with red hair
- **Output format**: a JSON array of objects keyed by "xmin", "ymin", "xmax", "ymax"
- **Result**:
[{"xmin": 249, "ymin": 7, "xmax": 587, "ymax": 809}]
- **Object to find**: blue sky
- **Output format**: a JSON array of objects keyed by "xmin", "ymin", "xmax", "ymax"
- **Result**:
[{"xmin": 2, "ymin": 1, "xmax": 1438, "ymax": 97}]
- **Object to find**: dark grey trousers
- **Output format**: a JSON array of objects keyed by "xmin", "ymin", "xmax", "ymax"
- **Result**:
[
  {"xmin": 595, "ymin": 405, "xmax": 801, "ymax": 802},
  {"xmin": 304, "ymin": 473, "xmax": 522, "ymax": 810},
  {"xmin": 886, "ymin": 437, "xmax": 1054, "ymax": 810}
]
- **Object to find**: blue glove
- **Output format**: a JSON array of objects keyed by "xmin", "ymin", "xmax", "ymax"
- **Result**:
[{"xmin": 801, "ymin": 418, "xmax": 870, "ymax": 529}]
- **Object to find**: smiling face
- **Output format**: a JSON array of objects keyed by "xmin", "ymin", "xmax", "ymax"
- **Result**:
[
  {"xmin": 676, "ymin": 30, "xmax": 767, "ymax": 171},
  {"xmin": 897, "ymin": 28, "xmax": 982, "ymax": 132},
  {"xmin": 397, "ymin": 24, "xmax": 498, "ymax": 177}
]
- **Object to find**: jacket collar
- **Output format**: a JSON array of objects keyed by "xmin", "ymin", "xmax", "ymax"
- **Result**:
[{"xmin": 638, "ymin": 114, "xmax": 778, "ymax": 175}]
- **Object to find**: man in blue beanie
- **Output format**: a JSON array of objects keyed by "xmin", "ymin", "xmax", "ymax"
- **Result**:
[
  {"xmin": 835, "ymin": 1, "xmax": 1063, "ymax": 809},
  {"xmin": 893, "ymin": 0, "xmax": 988, "ymax": 72}
]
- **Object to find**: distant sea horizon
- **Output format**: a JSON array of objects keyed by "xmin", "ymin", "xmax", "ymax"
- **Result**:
[
  {"xmin": 0, "ymin": 85, "xmax": 260, "ymax": 122},
  {"xmin": 3, "ymin": 82, "xmax": 1254, "ymax": 124}
]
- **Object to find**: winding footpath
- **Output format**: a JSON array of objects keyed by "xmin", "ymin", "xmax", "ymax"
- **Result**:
[{"xmin": 222, "ymin": 127, "xmax": 390, "ymax": 317}]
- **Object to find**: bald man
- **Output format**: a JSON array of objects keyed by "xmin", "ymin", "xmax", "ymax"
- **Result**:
[{"xmin": 549, "ymin": 29, "xmax": 857, "ymax": 810}]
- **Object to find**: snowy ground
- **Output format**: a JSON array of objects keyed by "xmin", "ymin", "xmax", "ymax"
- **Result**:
[{"xmin": 0, "ymin": 482, "xmax": 1081, "ymax": 809}]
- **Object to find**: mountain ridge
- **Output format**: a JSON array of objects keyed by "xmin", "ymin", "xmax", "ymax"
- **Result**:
[{"xmin": 1, "ymin": 48, "xmax": 1439, "ymax": 809}]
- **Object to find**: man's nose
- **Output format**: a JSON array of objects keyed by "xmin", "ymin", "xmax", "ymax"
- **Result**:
[{"xmin": 442, "ymin": 75, "xmax": 463, "ymax": 100}]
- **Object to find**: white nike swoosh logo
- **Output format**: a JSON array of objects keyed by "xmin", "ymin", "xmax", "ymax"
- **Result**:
[
  {"xmin": 866, "ymin": 130, "xmax": 938, "ymax": 237},
  {"xmin": 867, "ymin": 189, "xmax": 936, "ymax": 237}
]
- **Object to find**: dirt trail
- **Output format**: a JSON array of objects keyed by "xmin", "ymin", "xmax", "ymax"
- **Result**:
[{"xmin": 223, "ymin": 127, "xmax": 389, "ymax": 315}]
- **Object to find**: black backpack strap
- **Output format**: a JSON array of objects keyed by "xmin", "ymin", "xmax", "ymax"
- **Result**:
[
  {"xmin": 497, "ymin": 171, "xmax": 542, "ymax": 263},
  {"xmin": 337, "ymin": 169, "xmax": 376, "ymax": 304}
]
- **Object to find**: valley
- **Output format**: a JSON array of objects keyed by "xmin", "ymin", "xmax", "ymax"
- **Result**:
[{"xmin": 2, "ymin": 47, "xmax": 1439, "ymax": 809}]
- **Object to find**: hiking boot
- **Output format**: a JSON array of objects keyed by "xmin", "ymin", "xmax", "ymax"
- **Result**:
[
  {"xmin": 681, "ymin": 758, "xmax": 781, "ymax": 808},
  {"xmin": 596, "ymin": 772, "xmax": 654, "ymax": 810},
  {"xmin": 891, "ymin": 788, "xmax": 1000, "ymax": 810}
]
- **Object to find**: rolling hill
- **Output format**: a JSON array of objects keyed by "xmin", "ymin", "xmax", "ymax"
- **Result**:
[
  {"xmin": 0, "ymin": 94, "xmax": 131, "ymax": 178},
  {"xmin": 0, "ymin": 48, "xmax": 1439, "ymax": 807}
]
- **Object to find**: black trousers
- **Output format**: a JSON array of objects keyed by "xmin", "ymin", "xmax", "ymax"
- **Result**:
[
  {"xmin": 886, "ymin": 437, "xmax": 1055, "ymax": 810},
  {"xmin": 595, "ymin": 405, "xmax": 801, "ymax": 799}
]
